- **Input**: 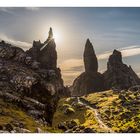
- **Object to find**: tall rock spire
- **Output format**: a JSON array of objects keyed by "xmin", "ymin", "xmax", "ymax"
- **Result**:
[
  {"xmin": 44, "ymin": 27, "xmax": 54, "ymax": 44},
  {"xmin": 71, "ymin": 39, "xmax": 105, "ymax": 96},
  {"xmin": 39, "ymin": 27, "xmax": 57, "ymax": 69},
  {"xmin": 48, "ymin": 27, "xmax": 53, "ymax": 40},
  {"xmin": 84, "ymin": 39, "xmax": 98, "ymax": 73},
  {"xmin": 27, "ymin": 27, "xmax": 57, "ymax": 70}
]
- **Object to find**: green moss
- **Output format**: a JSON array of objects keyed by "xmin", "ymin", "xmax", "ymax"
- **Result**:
[
  {"xmin": 0, "ymin": 98, "xmax": 60, "ymax": 133},
  {"xmin": 53, "ymin": 97, "xmax": 107, "ymax": 132},
  {"xmin": 82, "ymin": 90, "xmax": 140, "ymax": 132}
]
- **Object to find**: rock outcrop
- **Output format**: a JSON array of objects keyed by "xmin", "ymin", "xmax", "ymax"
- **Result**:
[
  {"xmin": 103, "ymin": 50, "xmax": 140, "ymax": 90},
  {"xmin": 27, "ymin": 27, "xmax": 57, "ymax": 70},
  {"xmin": 72, "ymin": 43, "xmax": 140, "ymax": 96},
  {"xmin": 0, "ymin": 28, "xmax": 65, "ymax": 125},
  {"xmin": 84, "ymin": 39, "xmax": 98, "ymax": 73},
  {"xmin": 71, "ymin": 39, "xmax": 105, "ymax": 96}
]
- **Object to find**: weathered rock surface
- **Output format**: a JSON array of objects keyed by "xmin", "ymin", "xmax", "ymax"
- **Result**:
[
  {"xmin": 103, "ymin": 50, "xmax": 140, "ymax": 89},
  {"xmin": 27, "ymin": 27, "xmax": 57, "ymax": 70},
  {"xmin": 72, "ymin": 72, "xmax": 105, "ymax": 96},
  {"xmin": 0, "ymin": 28, "xmax": 65, "ymax": 125},
  {"xmin": 72, "ymin": 42, "xmax": 140, "ymax": 96},
  {"xmin": 71, "ymin": 39, "xmax": 105, "ymax": 96},
  {"xmin": 84, "ymin": 39, "xmax": 98, "ymax": 73}
]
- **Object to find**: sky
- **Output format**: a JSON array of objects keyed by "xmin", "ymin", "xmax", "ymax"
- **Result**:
[{"xmin": 0, "ymin": 7, "xmax": 140, "ymax": 85}]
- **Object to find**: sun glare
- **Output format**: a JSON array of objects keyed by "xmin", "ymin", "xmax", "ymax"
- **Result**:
[{"xmin": 53, "ymin": 30, "xmax": 62, "ymax": 43}]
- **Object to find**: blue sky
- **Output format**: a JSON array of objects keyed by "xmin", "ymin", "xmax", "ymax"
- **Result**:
[{"xmin": 0, "ymin": 7, "xmax": 140, "ymax": 85}]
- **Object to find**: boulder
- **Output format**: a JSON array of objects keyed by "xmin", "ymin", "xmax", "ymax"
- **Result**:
[
  {"xmin": 4, "ymin": 124, "xmax": 13, "ymax": 132},
  {"xmin": 58, "ymin": 122, "xmax": 68, "ymax": 131},
  {"xmin": 35, "ymin": 128, "xmax": 43, "ymax": 133},
  {"xmin": 64, "ymin": 107, "xmax": 75, "ymax": 115},
  {"xmin": 83, "ymin": 128, "xmax": 95, "ymax": 133},
  {"xmin": 16, "ymin": 128, "xmax": 31, "ymax": 133},
  {"xmin": 66, "ymin": 120, "xmax": 78, "ymax": 129}
]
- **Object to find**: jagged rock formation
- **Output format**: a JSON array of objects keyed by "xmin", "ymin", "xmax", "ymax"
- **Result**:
[
  {"xmin": 71, "ymin": 39, "xmax": 105, "ymax": 96},
  {"xmin": 0, "ymin": 28, "xmax": 65, "ymax": 125},
  {"xmin": 84, "ymin": 39, "xmax": 98, "ymax": 73},
  {"xmin": 27, "ymin": 27, "xmax": 57, "ymax": 70},
  {"xmin": 103, "ymin": 50, "xmax": 140, "ymax": 89}
]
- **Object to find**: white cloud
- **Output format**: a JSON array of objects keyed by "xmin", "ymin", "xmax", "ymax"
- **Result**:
[
  {"xmin": 97, "ymin": 45, "xmax": 140, "ymax": 60},
  {"xmin": 0, "ymin": 33, "xmax": 32, "ymax": 50}
]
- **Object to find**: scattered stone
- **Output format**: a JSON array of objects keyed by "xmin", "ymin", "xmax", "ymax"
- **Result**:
[
  {"xmin": 16, "ymin": 128, "xmax": 31, "ymax": 133},
  {"xmin": 0, "ymin": 130, "xmax": 9, "ymax": 133},
  {"xmin": 64, "ymin": 107, "xmax": 75, "ymax": 115},
  {"xmin": 11, "ymin": 130, "xmax": 17, "ymax": 133},
  {"xmin": 58, "ymin": 122, "xmax": 67, "ymax": 131},
  {"xmin": 66, "ymin": 120, "xmax": 77, "ymax": 129},
  {"xmin": 35, "ymin": 127, "xmax": 43, "ymax": 133},
  {"xmin": 28, "ymin": 110, "xmax": 43, "ymax": 119},
  {"xmin": 83, "ymin": 128, "xmax": 95, "ymax": 133},
  {"xmin": 4, "ymin": 124, "xmax": 13, "ymax": 132}
]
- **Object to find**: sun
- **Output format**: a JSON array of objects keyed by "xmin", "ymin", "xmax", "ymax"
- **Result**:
[
  {"xmin": 41, "ymin": 25, "xmax": 64, "ymax": 45},
  {"xmin": 53, "ymin": 29, "xmax": 62, "ymax": 44}
]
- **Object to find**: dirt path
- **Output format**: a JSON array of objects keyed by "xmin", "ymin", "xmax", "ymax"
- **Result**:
[{"xmin": 77, "ymin": 97, "xmax": 114, "ymax": 133}]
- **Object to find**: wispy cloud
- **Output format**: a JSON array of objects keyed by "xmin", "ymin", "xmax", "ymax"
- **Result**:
[
  {"xmin": 97, "ymin": 45, "xmax": 140, "ymax": 60},
  {"xmin": 0, "ymin": 33, "xmax": 32, "ymax": 50},
  {"xmin": 0, "ymin": 8, "xmax": 16, "ymax": 15},
  {"xmin": 25, "ymin": 7, "xmax": 40, "ymax": 11},
  {"xmin": 59, "ymin": 59, "xmax": 84, "ymax": 85}
]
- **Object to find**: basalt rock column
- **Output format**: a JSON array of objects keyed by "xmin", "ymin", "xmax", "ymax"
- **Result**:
[
  {"xmin": 84, "ymin": 39, "xmax": 98, "ymax": 73},
  {"xmin": 71, "ymin": 39, "xmax": 105, "ymax": 96}
]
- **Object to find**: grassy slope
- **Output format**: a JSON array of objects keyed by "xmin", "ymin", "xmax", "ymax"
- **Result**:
[
  {"xmin": 0, "ymin": 98, "xmax": 60, "ymax": 133},
  {"xmin": 1, "ymin": 90, "xmax": 139, "ymax": 133},
  {"xmin": 53, "ymin": 97, "xmax": 108, "ymax": 132},
  {"xmin": 82, "ymin": 90, "xmax": 140, "ymax": 132}
]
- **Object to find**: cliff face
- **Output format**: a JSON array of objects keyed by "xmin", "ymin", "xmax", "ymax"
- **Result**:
[
  {"xmin": 71, "ymin": 39, "xmax": 105, "ymax": 96},
  {"xmin": 0, "ymin": 28, "xmax": 65, "ymax": 125},
  {"xmin": 27, "ymin": 27, "xmax": 57, "ymax": 70},
  {"xmin": 39, "ymin": 39, "xmax": 57, "ymax": 70},
  {"xmin": 103, "ymin": 50, "xmax": 140, "ymax": 89}
]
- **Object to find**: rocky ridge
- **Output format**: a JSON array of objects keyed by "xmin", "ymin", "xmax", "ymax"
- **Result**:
[
  {"xmin": 71, "ymin": 40, "xmax": 140, "ymax": 96},
  {"xmin": 103, "ymin": 49, "xmax": 140, "ymax": 89},
  {"xmin": 0, "ymin": 28, "xmax": 65, "ymax": 128}
]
